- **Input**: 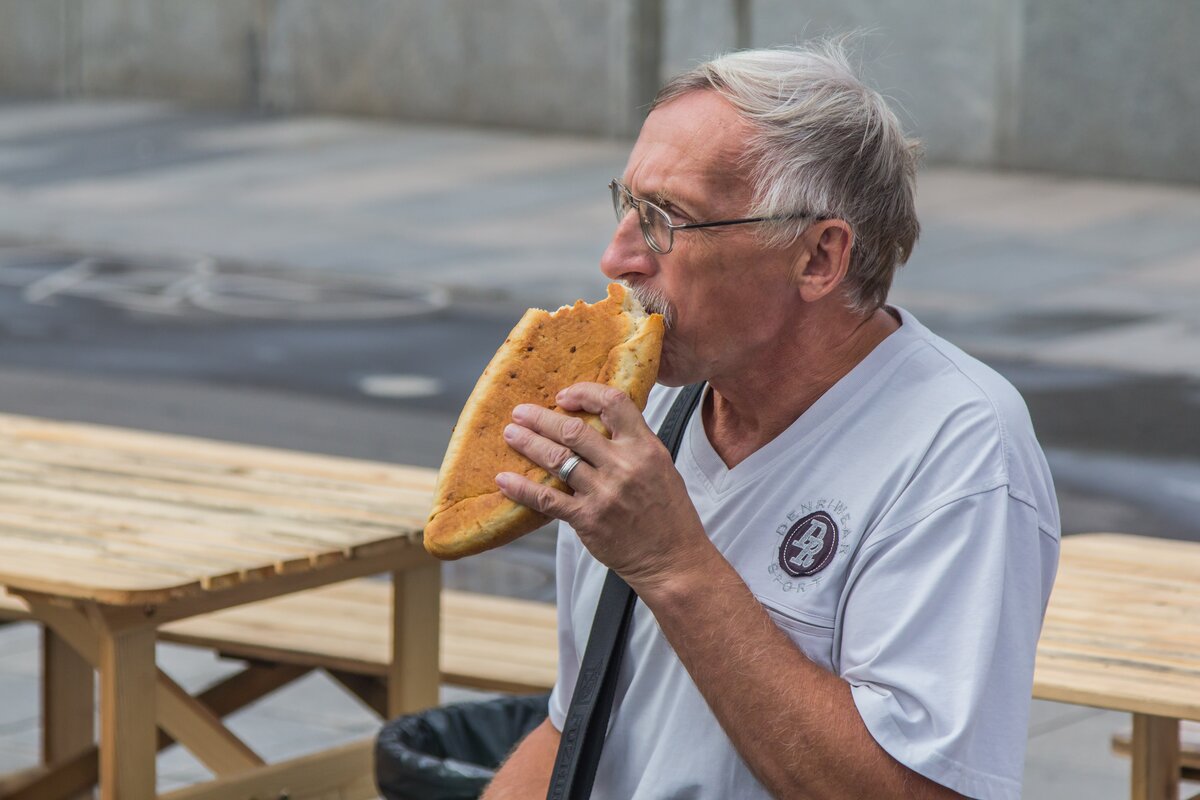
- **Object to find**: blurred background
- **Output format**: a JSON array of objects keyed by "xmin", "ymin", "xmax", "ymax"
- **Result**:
[{"xmin": 0, "ymin": 1, "xmax": 1198, "ymax": 796}]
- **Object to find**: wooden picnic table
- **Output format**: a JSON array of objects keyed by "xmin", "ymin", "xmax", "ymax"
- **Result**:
[
  {"xmin": 1034, "ymin": 532, "xmax": 1200, "ymax": 800},
  {"xmin": 0, "ymin": 412, "xmax": 441, "ymax": 800}
]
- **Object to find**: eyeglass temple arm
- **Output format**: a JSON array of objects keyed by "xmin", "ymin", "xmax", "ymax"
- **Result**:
[{"xmin": 673, "ymin": 214, "xmax": 810, "ymax": 231}]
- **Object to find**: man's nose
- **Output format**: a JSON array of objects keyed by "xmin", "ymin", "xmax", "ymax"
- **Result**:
[{"xmin": 600, "ymin": 211, "xmax": 657, "ymax": 281}]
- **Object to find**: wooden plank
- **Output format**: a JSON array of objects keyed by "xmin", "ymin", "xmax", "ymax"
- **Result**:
[
  {"xmin": 389, "ymin": 564, "xmax": 441, "ymax": 716},
  {"xmin": 196, "ymin": 662, "xmax": 312, "ymax": 719},
  {"xmin": 98, "ymin": 626, "xmax": 156, "ymax": 800},
  {"xmin": 41, "ymin": 627, "xmax": 94, "ymax": 800},
  {"xmin": 1131, "ymin": 714, "xmax": 1180, "ymax": 800},
  {"xmin": 328, "ymin": 670, "xmax": 388, "ymax": 718},
  {"xmin": 0, "ymin": 412, "xmax": 436, "ymax": 488},
  {"xmin": 22, "ymin": 580, "xmax": 559, "ymax": 696},
  {"xmin": 151, "ymin": 583, "xmax": 557, "ymax": 691},
  {"xmin": 0, "ymin": 439, "xmax": 432, "ymax": 506},
  {"xmin": 156, "ymin": 673, "xmax": 265, "ymax": 776},
  {"xmin": 5, "ymin": 663, "xmax": 313, "ymax": 800},
  {"xmin": 0, "ymin": 476, "xmax": 419, "ymax": 542},
  {"xmin": 0, "ymin": 483, "xmax": 416, "ymax": 578},
  {"xmin": 0, "ymin": 749, "xmax": 96, "ymax": 800},
  {"xmin": 1032, "ymin": 533, "xmax": 1200, "ymax": 723},
  {"xmin": 9, "ymin": 534, "xmax": 428, "ymax": 610},
  {"xmin": 158, "ymin": 737, "xmax": 374, "ymax": 800},
  {"xmin": 1113, "ymin": 719, "xmax": 1200, "ymax": 770}
]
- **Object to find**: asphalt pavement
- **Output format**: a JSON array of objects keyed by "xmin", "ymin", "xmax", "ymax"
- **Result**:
[{"xmin": 1, "ymin": 97, "xmax": 1198, "ymax": 797}]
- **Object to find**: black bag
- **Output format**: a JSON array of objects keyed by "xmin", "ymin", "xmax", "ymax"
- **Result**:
[{"xmin": 375, "ymin": 692, "xmax": 552, "ymax": 800}]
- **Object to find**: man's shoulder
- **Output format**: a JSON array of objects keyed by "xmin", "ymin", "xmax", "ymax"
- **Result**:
[
  {"xmin": 888, "ymin": 310, "xmax": 1032, "ymax": 434},
  {"xmin": 886, "ymin": 310, "xmax": 1057, "ymax": 524}
]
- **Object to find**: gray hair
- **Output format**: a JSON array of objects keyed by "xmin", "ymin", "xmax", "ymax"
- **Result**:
[{"xmin": 652, "ymin": 39, "xmax": 922, "ymax": 314}]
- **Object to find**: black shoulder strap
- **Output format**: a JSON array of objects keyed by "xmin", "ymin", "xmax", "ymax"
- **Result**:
[{"xmin": 546, "ymin": 382, "xmax": 706, "ymax": 800}]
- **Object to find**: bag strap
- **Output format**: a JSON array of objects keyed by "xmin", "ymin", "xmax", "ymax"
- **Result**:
[{"xmin": 546, "ymin": 382, "xmax": 707, "ymax": 800}]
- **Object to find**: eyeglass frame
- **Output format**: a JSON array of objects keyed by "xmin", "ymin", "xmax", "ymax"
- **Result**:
[{"xmin": 608, "ymin": 179, "xmax": 819, "ymax": 254}]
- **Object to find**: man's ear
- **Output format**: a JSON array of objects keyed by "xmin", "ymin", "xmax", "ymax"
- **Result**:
[{"xmin": 793, "ymin": 220, "xmax": 854, "ymax": 303}]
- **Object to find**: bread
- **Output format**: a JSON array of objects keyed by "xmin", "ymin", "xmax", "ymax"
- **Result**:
[{"xmin": 424, "ymin": 283, "xmax": 664, "ymax": 560}]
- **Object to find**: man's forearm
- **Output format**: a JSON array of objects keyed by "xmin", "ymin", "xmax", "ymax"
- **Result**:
[
  {"xmin": 482, "ymin": 717, "xmax": 560, "ymax": 800},
  {"xmin": 634, "ymin": 543, "xmax": 962, "ymax": 800}
]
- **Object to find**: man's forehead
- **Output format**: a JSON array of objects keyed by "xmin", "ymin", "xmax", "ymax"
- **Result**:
[{"xmin": 626, "ymin": 90, "xmax": 752, "ymax": 204}]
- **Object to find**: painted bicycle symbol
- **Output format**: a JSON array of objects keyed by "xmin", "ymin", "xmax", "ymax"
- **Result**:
[{"xmin": 0, "ymin": 245, "xmax": 449, "ymax": 321}]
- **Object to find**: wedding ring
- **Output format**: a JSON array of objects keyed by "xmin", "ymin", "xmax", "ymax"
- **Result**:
[{"xmin": 557, "ymin": 453, "xmax": 583, "ymax": 483}]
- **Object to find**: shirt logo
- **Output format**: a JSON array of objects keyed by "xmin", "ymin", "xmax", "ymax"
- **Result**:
[{"xmin": 778, "ymin": 511, "xmax": 839, "ymax": 577}]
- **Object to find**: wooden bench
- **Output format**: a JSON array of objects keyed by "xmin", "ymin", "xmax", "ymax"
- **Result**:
[
  {"xmin": 1112, "ymin": 721, "xmax": 1200, "ymax": 783},
  {"xmin": 0, "ymin": 579, "xmax": 558, "ymax": 709}
]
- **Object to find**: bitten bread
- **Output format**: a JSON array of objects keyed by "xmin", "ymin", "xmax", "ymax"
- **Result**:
[{"xmin": 424, "ymin": 283, "xmax": 664, "ymax": 560}]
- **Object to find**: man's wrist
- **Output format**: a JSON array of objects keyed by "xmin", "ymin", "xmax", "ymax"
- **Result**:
[{"xmin": 629, "ymin": 539, "xmax": 729, "ymax": 614}]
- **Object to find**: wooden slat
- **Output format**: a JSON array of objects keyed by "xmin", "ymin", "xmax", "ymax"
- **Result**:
[
  {"xmin": 158, "ymin": 737, "xmax": 375, "ymax": 800},
  {"xmin": 0, "ymin": 413, "xmax": 432, "ymax": 487},
  {"xmin": 155, "ymin": 584, "xmax": 559, "ymax": 693}
]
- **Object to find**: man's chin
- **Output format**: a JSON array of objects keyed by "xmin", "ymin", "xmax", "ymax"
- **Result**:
[{"xmin": 653, "ymin": 352, "xmax": 702, "ymax": 388}]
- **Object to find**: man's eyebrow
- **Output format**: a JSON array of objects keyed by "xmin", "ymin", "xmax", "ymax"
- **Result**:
[{"xmin": 652, "ymin": 185, "xmax": 698, "ymax": 213}]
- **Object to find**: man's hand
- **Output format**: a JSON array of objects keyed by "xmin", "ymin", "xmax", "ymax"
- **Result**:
[{"xmin": 494, "ymin": 382, "xmax": 709, "ymax": 593}]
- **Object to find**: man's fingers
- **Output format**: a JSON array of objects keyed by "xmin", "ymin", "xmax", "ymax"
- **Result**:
[
  {"xmin": 495, "ymin": 471, "xmax": 578, "ymax": 522},
  {"xmin": 554, "ymin": 383, "xmax": 645, "ymax": 440},
  {"xmin": 503, "ymin": 422, "xmax": 598, "ymax": 492},
  {"xmin": 511, "ymin": 403, "xmax": 610, "ymax": 465}
]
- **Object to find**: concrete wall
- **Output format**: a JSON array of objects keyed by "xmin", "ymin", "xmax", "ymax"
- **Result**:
[
  {"xmin": 1, "ymin": 0, "xmax": 1196, "ymax": 182},
  {"xmin": 1005, "ymin": 0, "xmax": 1200, "ymax": 182},
  {"xmin": 257, "ymin": 0, "xmax": 636, "ymax": 135},
  {"xmin": 663, "ymin": 0, "xmax": 1015, "ymax": 168}
]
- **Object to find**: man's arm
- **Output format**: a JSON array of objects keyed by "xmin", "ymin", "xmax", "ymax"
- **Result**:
[
  {"xmin": 481, "ymin": 718, "xmax": 560, "ymax": 800},
  {"xmin": 639, "ymin": 544, "xmax": 962, "ymax": 800}
]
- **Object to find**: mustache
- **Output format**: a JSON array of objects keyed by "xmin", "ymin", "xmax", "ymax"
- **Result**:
[{"xmin": 621, "ymin": 281, "xmax": 675, "ymax": 329}]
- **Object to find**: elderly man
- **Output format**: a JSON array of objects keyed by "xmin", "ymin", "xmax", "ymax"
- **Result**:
[{"xmin": 485, "ymin": 41, "xmax": 1059, "ymax": 800}]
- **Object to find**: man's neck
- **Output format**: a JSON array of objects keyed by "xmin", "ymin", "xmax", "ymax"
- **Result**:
[{"xmin": 702, "ymin": 307, "xmax": 900, "ymax": 469}]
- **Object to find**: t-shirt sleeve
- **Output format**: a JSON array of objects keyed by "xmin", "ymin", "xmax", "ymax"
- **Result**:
[
  {"xmin": 547, "ymin": 521, "xmax": 582, "ymax": 731},
  {"xmin": 838, "ymin": 485, "xmax": 1058, "ymax": 800}
]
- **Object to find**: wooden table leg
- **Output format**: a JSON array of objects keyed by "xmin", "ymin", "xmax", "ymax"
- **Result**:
[
  {"xmin": 42, "ymin": 626, "xmax": 94, "ymax": 800},
  {"xmin": 388, "ymin": 564, "xmax": 441, "ymax": 717},
  {"xmin": 98, "ymin": 626, "xmax": 157, "ymax": 800},
  {"xmin": 1131, "ymin": 713, "xmax": 1180, "ymax": 800}
]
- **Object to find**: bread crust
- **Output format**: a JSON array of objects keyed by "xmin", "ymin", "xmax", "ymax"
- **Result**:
[{"xmin": 424, "ymin": 283, "xmax": 664, "ymax": 560}]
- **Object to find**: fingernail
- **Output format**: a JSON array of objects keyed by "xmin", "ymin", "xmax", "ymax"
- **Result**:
[
  {"xmin": 512, "ymin": 405, "xmax": 529, "ymax": 421},
  {"xmin": 495, "ymin": 473, "xmax": 512, "ymax": 490},
  {"xmin": 503, "ymin": 424, "xmax": 518, "ymax": 440}
]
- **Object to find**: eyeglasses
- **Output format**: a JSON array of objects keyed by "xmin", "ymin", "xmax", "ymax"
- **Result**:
[{"xmin": 609, "ymin": 179, "xmax": 815, "ymax": 254}]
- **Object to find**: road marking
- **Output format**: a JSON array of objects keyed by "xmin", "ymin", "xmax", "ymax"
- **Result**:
[{"xmin": 358, "ymin": 374, "xmax": 443, "ymax": 399}]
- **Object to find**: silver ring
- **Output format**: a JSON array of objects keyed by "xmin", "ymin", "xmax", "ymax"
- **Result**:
[{"xmin": 557, "ymin": 454, "xmax": 583, "ymax": 483}]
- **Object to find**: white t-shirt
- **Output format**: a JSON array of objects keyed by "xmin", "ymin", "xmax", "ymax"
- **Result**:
[{"xmin": 547, "ymin": 308, "xmax": 1060, "ymax": 800}]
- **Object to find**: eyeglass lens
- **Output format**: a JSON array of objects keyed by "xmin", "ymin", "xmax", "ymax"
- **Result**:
[{"xmin": 610, "ymin": 182, "xmax": 671, "ymax": 253}]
